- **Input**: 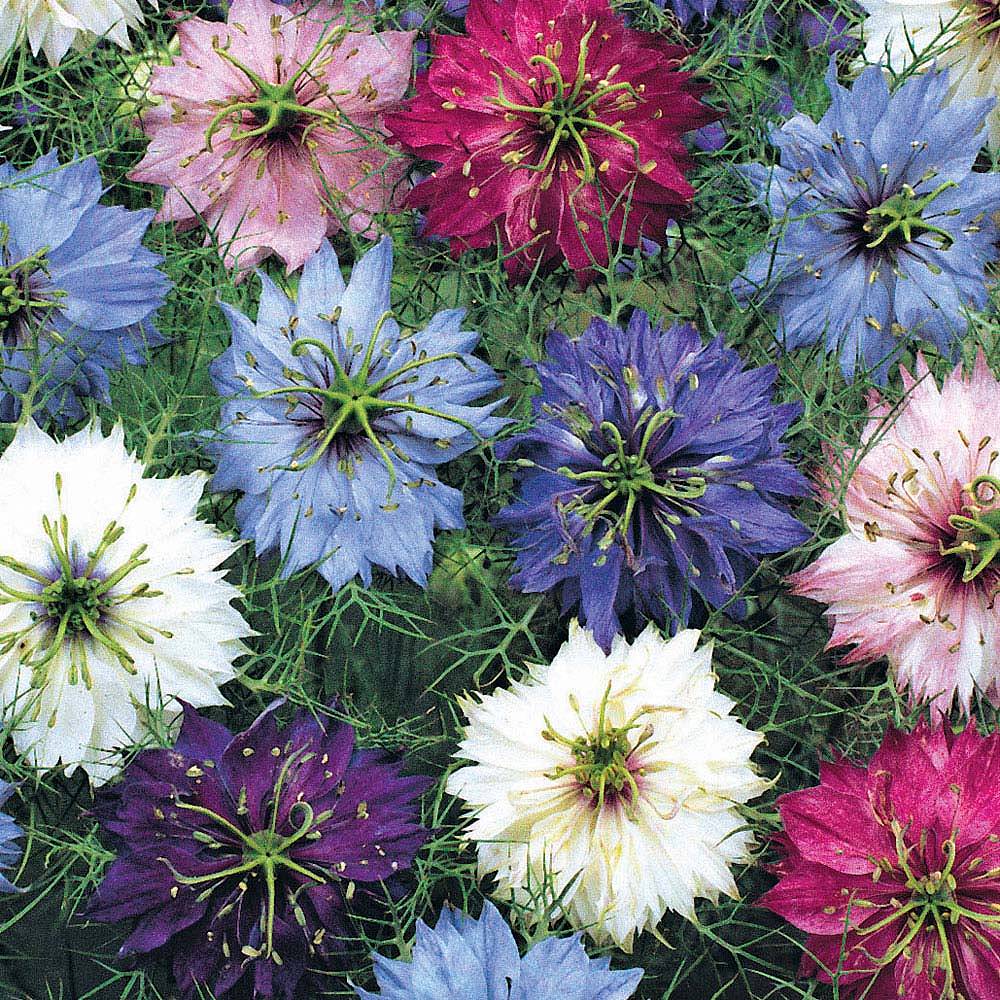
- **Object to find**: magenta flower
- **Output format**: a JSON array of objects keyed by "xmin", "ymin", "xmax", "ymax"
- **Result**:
[
  {"xmin": 761, "ymin": 722, "xmax": 1000, "ymax": 999},
  {"xmin": 791, "ymin": 353, "xmax": 1000, "ymax": 716},
  {"xmin": 385, "ymin": 0, "xmax": 717, "ymax": 285},
  {"xmin": 130, "ymin": 0, "xmax": 416, "ymax": 274}
]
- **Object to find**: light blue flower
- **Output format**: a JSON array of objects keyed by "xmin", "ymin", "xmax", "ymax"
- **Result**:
[
  {"xmin": 208, "ymin": 237, "xmax": 506, "ymax": 591},
  {"xmin": 356, "ymin": 901, "xmax": 643, "ymax": 1000},
  {"xmin": 0, "ymin": 150, "xmax": 169, "ymax": 425},
  {"xmin": 0, "ymin": 782, "xmax": 22, "ymax": 894},
  {"xmin": 733, "ymin": 63, "xmax": 1000, "ymax": 382}
]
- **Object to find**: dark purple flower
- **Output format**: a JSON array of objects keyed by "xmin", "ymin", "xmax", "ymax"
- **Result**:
[
  {"xmin": 86, "ymin": 702, "xmax": 431, "ymax": 1000},
  {"xmin": 494, "ymin": 311, "xmax": 811, "ymax": 651},
  {"xmin": 693, "ymin": 121, "xmax": 727, "ymax": 151},
  {"xmin": 798, "ymin": 5, "xmax": 858, "ymax": 53}
]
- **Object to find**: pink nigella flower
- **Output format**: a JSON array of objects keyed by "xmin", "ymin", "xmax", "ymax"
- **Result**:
[
  {"xmin": 130, "ymin": 0, "xmax": 416, "ymax": 273},
  {"xmin": 790, "ymin": 353, "xmax": 1000, "ymax": 716},
  {"xmin": 761, "ymin": 722, "xmax": 1000, "ymax": 1000},
  {"xmin": 384, "ymin": 0, "xmax": 717, "ymax": 284}
]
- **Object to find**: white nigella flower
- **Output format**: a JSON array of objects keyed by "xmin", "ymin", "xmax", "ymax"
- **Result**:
[
  {"xmin": 858, "ymin": 0, "xmax": 1000, "ymax": 149},
  {"xmin": 0, "ymin": 422, "xmax": 251, "ymax": 784},
  {"xmin": 446, "ymin": 622, "xmax": 769, "ymax": 952},
  {"xmin": 0, "ymin": 0, "xmax": 150, "ymax": 67}
]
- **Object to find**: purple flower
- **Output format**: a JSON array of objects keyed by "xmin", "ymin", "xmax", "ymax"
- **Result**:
[
  {"xmin": 86, "ymin": 702, "xmax": 431, "ymax": 1000},
  {"xmin": 693, "ymin": 121, "xmax": 727, "ymax": 151},
  {"xmin": 659, "ymin": 0, "xmax": 744, "ymax": 26},
  {"xmin": 733, "ymin": 63, "xmax": 1000, "ymax": 382},
  {"xmin": 798, "ymin": 5, "xmax": 857, "ymax": 53},
  {"xmin": 0, "ymin": 783, "xmax": 22, "ymax": 894},
  {"xmin": 494, "ymin": 310, "xmax": 810, "ymax": 651}
]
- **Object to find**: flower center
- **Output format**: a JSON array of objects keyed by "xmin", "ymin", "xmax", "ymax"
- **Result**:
[
  {"xmin": 857, "ymin": 826, "xmax": 1000, "ymax": 994},
  {"xmin": 0, "ymin": 475, "xmax": 154, "ymax": 688},
  {"xmin": 862, "ymin": 181, "xmax": 958, "ymax": 252},
  {"xmin": 160, "ymin": 749, "xmax": 333, "ymax": 966},
  {"xmin": 542, "ymin": 682, "xmax": 653, "ymax": 817},
  {"xmin": 249, "ymin": 309, "xmax": 482, "ymax": 500},
  {"xmin": 940, "ymin": 475, "xmax": 1000, "ymax": 583},
  {"xmin": 962, "ymin": 0, "xmax": 1000, "ymax": 45},
  {"xmin": 203, "ymin": 28, "xmax": 353, "ymax": 151},
  {"xmin": 0, "ymin": 227, "xmax": 57, "ymax": 342},
  {"xmin": 484, "ymin": 21, "xmax": 651, "ymax": 188},
  {"xmin": 556, "ymin": 405, "xmax": 708, "ymax": 550}
]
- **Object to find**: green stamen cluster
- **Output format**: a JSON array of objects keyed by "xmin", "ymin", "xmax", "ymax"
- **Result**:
[
  {"xmin": 864, "ymin": 180, "xmax": 959, "ymax": 251},
  {"xmin": 485, "ymin": 21, "xmax": 651, "ymax": 191},
  {"xmin": 858, "ymin": 828, "xmax": 1000, "ymax": 997},
  {"xmin": 556, "ymin": 404, "xmax": 708, "ymax": 551},
  {"xmin": 160, "ymin": 747, "xmax": 332, "ymax": 965},
  {"xmin": 0, "ymin": 475, "xmax": 161, "ymax": 693},
  {"xmin": 251, "ymin": 309, "xmax": 480, "ymax": 500},
  {"xmin": 205, "ymin": 28, "xmax": 353, "ymax": 151},
  {"xmin": 940, "ymin": 474, "xmax": 1000, "ymax": 582},
  {"xmin": 0, "ymin": 224, "xmax": 55, "ymax": 335},
  {"xmin": 542, "ymin": 681, "xmax": 653, "ymax": 818}
]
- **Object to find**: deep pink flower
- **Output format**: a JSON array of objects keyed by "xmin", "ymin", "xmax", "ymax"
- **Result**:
[
  {"xmin": 790, "ymin": 353, "xmax": 1000, "ymax": 716},
  {"xmin": 761, "ymin": 722, "xmax": 1000, "ymax": 1000},
  {"xmin": 384, "ymin": 0, "xmax": 717, "ymax": 284},
  {"xmin": 130, "ymin": 0, "xmax": 415, "ymax": 274}
]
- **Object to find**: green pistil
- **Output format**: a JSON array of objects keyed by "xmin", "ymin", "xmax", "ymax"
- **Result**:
[
  {"xmin": 0, "ymin": 225, "xmax": 56, "ymax": 335},
  {"xmin": 858, "ymin": 827, "xmax": 1000, "ymax": 997},
  {"xmin": 485, "ymin": 21, "xmax": 650, "ymax": 190},
  {"xmin": 940, "ymin": 475, "xmax": 1000, "ymax": 582},
  {"xmin": 162, "ymin": 747, "xmax": 334, "ymax": 966},
  {"xmin": 557, "ymin": 407, "xmax": 707, "ymax": 551},
  {"xmin": 864, "ymin": 180, "xmax": 959, "ymax": 251},
  {"xmin": 251, "ymin": 310, "xmax": 482, "ymax": 501},
  {"xmin": 204, "ymin": 28, "xmax": 353, "ymax": 150},
  {"xmin": 0, "ymin": 475, "xmax": 155, "ymax": 690},
  {"xmin": 542, "ymin": 681, "xmax": 653, "ymax": 819}
]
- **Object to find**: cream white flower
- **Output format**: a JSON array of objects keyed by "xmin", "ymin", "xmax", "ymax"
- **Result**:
[
  {"xmin": 0, "ymin": 0, "xmax": 150, "ymax": 67},
  {"xmin": 446, "ymin": 622, "xmax": 769, "ymax": 951},
  {"xmin": 0, "ymin": 422, "xmax": 251, "ymax": 783},
  {"xmin": 858, "ymin": 0, "xmax": 1000, "ymax": 149}
]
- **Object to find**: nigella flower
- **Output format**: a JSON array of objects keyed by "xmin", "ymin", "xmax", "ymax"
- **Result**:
[
  {"xmin": 357, "ymin": 900, "xmax": 643, "ymax": 999},
  {"xmin": 0, "ymin": 151, "xmax": 169, "ymax": 426},
  {"xmin": 761, "ymin": 721, "xmax": 1000, "ymax": 999},
  {"xmin": 0, "ymin": 0, "xmax": 149, "ymax": 66},
  {"xmin": 799, "ymin": 4, "xmax": 858, "ymax": 52},
  {"xmin": 791, "ymin": 352, "xmax": 1000, "ymax": 716},
  {"xmin": 859, "ymin": 0, "xmax": 1000, "ymax": 149},
  {"xmin": 657, "ymin": 0, "xmax": 746, "ymax": 26},
  {"xmin": 87, "ymin": 702, "xmax": 430, "ymax": 1000},
  {"xmin": 385, "ymin": 0, "xmax": 718, "ymax": 285},
  {"xmin": 733, "ymin": 64, "xmax": 1000, "ymax": 383},
  {"xmin": 209, "ymin": 237, "xmax": 506, "ymax": 592},
  {"xmin": 0, "ymin": 422, "xmax": 252, "ymax": 784},
  {"xmin": 0, "ymin": 783, "xmax": 22, "ymax": 893},
  {"xmin": 130, "ymin": 0, "xmax": 415, "ymax": 274},
  {"xmin": 494, "ymin": 310, "xmax": 810, "ymax": 652},
  {"xmin": 447, "ymin": 623, "xmax": 769, "ymax": 951}
]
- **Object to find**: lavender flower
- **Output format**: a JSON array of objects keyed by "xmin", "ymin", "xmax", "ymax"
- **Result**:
[
  {"xmin": 733, "ymin": 64, "xmax": 1000, "ymax": 381},
  {"xmin": 494, "ymin": 310, "xmax": 810, "ymax": 651},
  {"xmin": 660, "ymin": 0, "xmax": 745, "ymax": 26},
  {"xmin": 0, "ymin": 150, "xmax": 169, "ymax": 425},
  {"xmin": 357, "ymin": 901, "xmax": 643, "ymax": 999},
  {"xmin": 798, "ymin": 5, "xmax": 857, "ymax": 52},
  {"xmin": 0, "ymin": 783, "xmax": 22, "ymax": 894},
  {"xmin": 208, "ymin": 238, "xmax": 505, "ymax": 592},
  {"xmin": 86, "ymin": 702, "xmax": 430, "ymax": 1000}
]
